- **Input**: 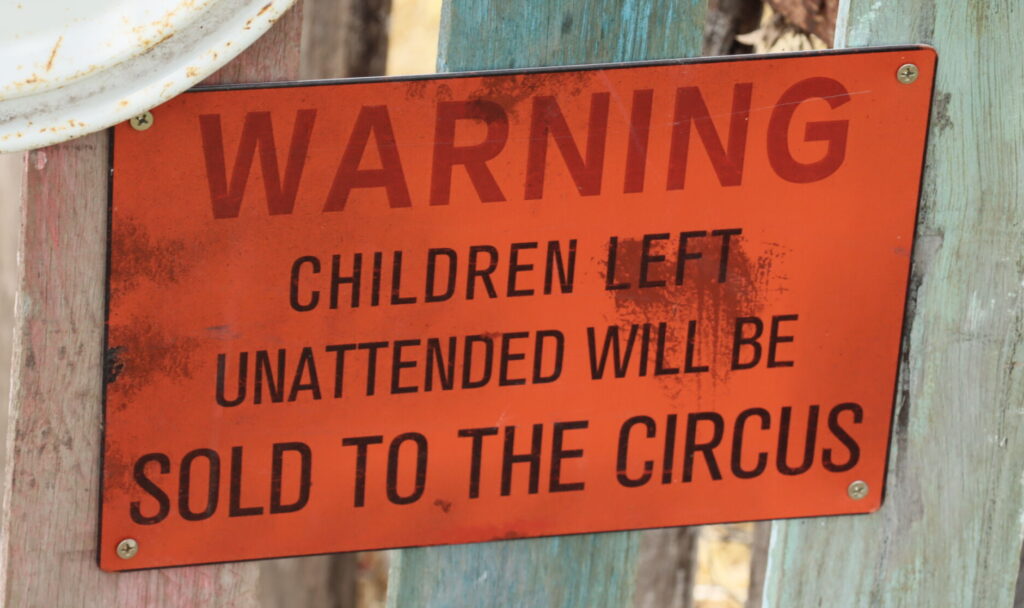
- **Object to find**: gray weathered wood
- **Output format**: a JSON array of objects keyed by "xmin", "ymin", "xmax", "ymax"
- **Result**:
[
  {"xmin": 301, "ymin": 0, "xmax": 392, "ymax": 78},
  {"xmin": 0, "ymin": 155, "xmax": 18, "ymax": 486},
  {"xmin": 0, "ymin": 5, "xmax": 303, "ymax": 606},
  {"xmin": 386, "ymin": 1, "xmax": 708, "ymax": 606},
  {"xmin": 634, "ymin": 528, "xmax": 699, "ymax": 608},
  {"xmin": 745, "ymin": 522, "xmax": 769, "ymax": 608},
  {"xmin": 762, "ymin": 1, "xmax": 1024, "ymax": 606}
]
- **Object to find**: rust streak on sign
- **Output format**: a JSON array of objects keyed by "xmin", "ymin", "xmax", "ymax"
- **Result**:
[{"xmin": 100, "ymin": 47, "xmax": 936, "ymax": 571}]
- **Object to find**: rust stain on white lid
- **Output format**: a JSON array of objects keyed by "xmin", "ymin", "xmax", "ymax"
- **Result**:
[{"xmin": 0, "ymin": 0, "xmax": 297, "ymax": 152}]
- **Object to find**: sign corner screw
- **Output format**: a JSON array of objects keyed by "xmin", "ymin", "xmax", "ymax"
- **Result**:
[
  {"xmin": 897, "ymin": 63, "xmax": 919, "ymax": 84},
  {"xmin": 116, "ymin": 538, "xmax": 139, "ymax": 559},
  {"xmin": 847, "ymin": 480, "xmax": 869, "ymax": 500},
  {"xmin": 129, "ymin": 111, "xmax": 154, "ymax": 131}
]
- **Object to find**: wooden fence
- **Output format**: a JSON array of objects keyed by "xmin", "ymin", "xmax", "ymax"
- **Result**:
[{"xmin": 2, "ymin": 0, "xmax": 1021, "ymax": 606}]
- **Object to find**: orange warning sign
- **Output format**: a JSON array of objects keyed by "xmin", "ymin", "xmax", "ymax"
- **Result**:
[{"xmin": 101, "ymin": 47, "xmax": 936, "ymax": 570}]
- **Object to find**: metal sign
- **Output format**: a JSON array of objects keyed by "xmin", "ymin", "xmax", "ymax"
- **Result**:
[
  {"xmin": 0, "ymin": 0, "xmax": 297, "ymax": 152},
  {"xmin": 101, "ymin": 46, "xmax": 936, "ymax": 571}
]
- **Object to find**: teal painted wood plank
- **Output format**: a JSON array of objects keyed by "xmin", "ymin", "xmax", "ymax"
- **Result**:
[
  {"xmin": 387, "ymin": 1, "xmax": 707, "ymax": 606},
  {"xmin": 437, "ymin": 0, "xmax": 706, "ymax": 72},
  {"xmin": 763, "ymin": 1, "xmax": 1024, "ymax": 607}
]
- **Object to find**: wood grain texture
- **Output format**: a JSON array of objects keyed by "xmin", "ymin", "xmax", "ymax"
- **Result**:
[
  {"xmin": 0, "ymin": 5, "xmax": 303, "ymax": 606},
  {"xmin": 762, "ymin": 1, "xmax": 1024, "ymax": 606},
  {"xmin": 386, "ymin": 1, "xmax": 707, "ymax": 606},
  {"xmin": 744, "ymin": 522, "xmax": 769, "ymax": 608},
  {"xmin": 436, "ymin": 0, "xmax": 707, "ymax": 73},
  {"xmin": 634, "ymin": 528, "xmax": 698, "ymax": 608},
  {"xmin": 301, "ymin": 0, "xmax": 391, "ymax": 78}
]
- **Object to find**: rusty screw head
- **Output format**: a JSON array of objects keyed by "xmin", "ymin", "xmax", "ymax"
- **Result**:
[
  {"xmin": 847, "ymin": 480, "xmax": 869, "ymax": 500},
  {"xmin": 129, "ymin": 111, "xmax": 154, "ymax": 131},
  {"xmin": 897, "ymin": 64, "xmax": 919, "ymax": 84},
  {"xmin": 116, "ymin": 538, "xmax": 139, "ymax": 559}
]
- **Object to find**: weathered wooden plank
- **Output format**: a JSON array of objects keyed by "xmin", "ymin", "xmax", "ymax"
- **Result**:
[
  {"xmin": 634, "ymin": 528, "xmax": 698, "ymax": 608},
  {"xmin": 0, "ymin": 5, "xmax": 303, "ymax": 606},
  {"xmin": 0, "ymin": 155, "xmax": 18, "ymax": 482},
  {"xmin": 300, "ymin": 0, "xmax": 392, "ymax": 78},
  {"xmin": 386, "ymin": 2, "xmax": 707, "ymax": 606},
  {"xmin": 436, "ymin": 0, "xmax": 706, "ymax": 72},
  {"xmin": 762, "ymin": 1, "xmax": 1024, "ymax": 606}
]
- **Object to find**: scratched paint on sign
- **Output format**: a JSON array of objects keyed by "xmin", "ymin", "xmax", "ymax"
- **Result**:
[{"xmin": 101, "ymin": 47, "xmax": 936, "ymax": 571}]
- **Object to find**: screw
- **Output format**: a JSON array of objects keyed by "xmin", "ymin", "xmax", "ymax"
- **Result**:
[
  {"xmin": 848, "ymin": 480, "xmax": 869, "ymax": 500},
  {"xmin": 116, "ymin": 538, "xmax": 139, "ymax": 559},
  {"xmin": 129, "ymin": 111, "xmax": 154, "ymax": 131},
  {"xmin": 896, "ymin": 63, "xmax": 919, "ymax": 84}
]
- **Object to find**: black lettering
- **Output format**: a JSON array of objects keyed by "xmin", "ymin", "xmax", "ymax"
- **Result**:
[
  {"xmin": 462, "ymin": 335, "xmax": 494, "ymax": 389},
  {"xmin": 425, "ymin": 248, "xmax": 458, "ymax": 303},
  {"xmin": 499, "ymin": 332, "xmax": 529, "ymax": 386},
  {"xmin": 179, "ymin": 449, "xmax": 220, "ymax": 521},
  {"xmin": 543, "ymin": 240, "xmax": 577, "ymax": 294},
  {"xmin": 458, "ymin": 427, "xmax": 499, "ymax": 498},
  {"xmin": 330, "ymin": 253, "xmax": 361, "ymax": 308},
  {"xmin": 130, "ymin": 453, "xmax": 171, "ymax": 525},
  {"xmin": 683, "ymin": 412, "xmax": 724, "ymax": 482},
  {"xmin": 229, "ymin": 446, "xmax": 263, "ymax": 517},
  {"xmin": 425, "ymin": 337, "xmax": 457, "ymax": 391},
  {"xmin": 501, "ymin": 424, "xmax": 543, "ymax": 496},
  {"xmin": 550, "ymin": 421, "xmax": 587, "ymax": 492},
  {"xmin": 342, "ymin": 435, "xmax": 384, "ymax": 507},
  {"xmin": 639, "ymin": 233, "xmax": 669, "ymax": 288},
  {"xmin": 507, "ymin": 242, "xmax": 538, "ymax": 297},
  {"xmin": 731, "ymin": 408, "xmax": 770, "ymax": 478},
  {"xmin": 466, "ymin": 245, "xmax": 499, "ymax": 299},
  {"xmin": 358, "ymin": 341, "xmax": 389, "ymax": 396},
  {"xmin": 731, "ymin": 317, "xmax": 763, "ymax": 370},
  {"xmin": 768, "ymin": 314, "xmax": 798, "ymax": 367},
  {"xmin": 616, "ymin": 416, "xmax": 655, "ymax": 487},
  {"xmin": 777, "ymin": 405, "xmax": 818, "ymax": 475},
  {"xmin": 216, "ymin": 352, "xmax": 247, "ymax": 407},
  {"xmin": 290, "ymin": 256, "xmax": 320, "ymax": 311},
  {"xmin": 391, "ymin": 339, "xmax": 421, "ymax": 394},
  {"xmin": 271, "ymin": 442, "xmax": 312, "ymax": 513},
  {"xmin": 823, "ymin": 402, "xmax": 862, "ymax": 472},
  {"xmin": 532, "ymin": 330, "xmax": 564, "ymax": 384},
  {"xmin": 387, "ymin": 433, "xmax": 428, "ymax": 505},
  {"xmin": 288, "ymin": 347, "xmax": 321, "ymax": 401}
]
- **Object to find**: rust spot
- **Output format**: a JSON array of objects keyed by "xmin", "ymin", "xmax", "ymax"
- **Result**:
[
  {"xmin": 102, "ymin": 445, "xmax": 139, "ymax": 493},
  {"xmin": 106, "ymin": 320, "xmax": 201, "ymax": 403},
  {"xmin": 468, "ymin": 71, "xmax": 595, "ymax": 119},
  {"xmin": 45, "ymin": 36, "xmax": 63, "ymax": 72},
  {"xmin": 257, "ymin": 2, "xmax": 273, "ymax": 16},
  {"xmin": 186, "ymin": 66, "xmax": 200, "ymax": 78},
  {"xmin": 118, "ymin": 100, "xmax": 129, "ymax": 108},
  {"xmin": 109, "ymin": 217, "xmax": 190, "ymax": 298},
  {"xmin": 600, "ymin": 234, "xmax": 785, "ymax": 388},
  {"xmin": 404, "ymin": 80, "xmax": 428, "ymax": 100},
  {"xmin": 156, "ymin": 32, "xmax": 175, "ymax": 45},
  {"xmin": 105, "ymin": 346, "xmax": 125, "ymax": 383},
  {"xmin": 433, "ymin": 499, "xmax": 452, "ymax": 513}
]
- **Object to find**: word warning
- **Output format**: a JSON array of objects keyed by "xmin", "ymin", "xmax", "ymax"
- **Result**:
[{"xmin": 102, "ymin": 47, "xmax": 936, "ymax": 570}]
